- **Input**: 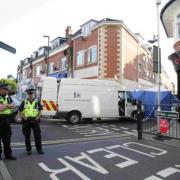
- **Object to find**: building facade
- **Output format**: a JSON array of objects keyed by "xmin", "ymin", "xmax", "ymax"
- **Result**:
[
  {"xmin": 17, "ymin": 18, "xmax": 174, "ymax": 100},
  {"xmin": 72, "ymin": 18, "xmax": 156, "ymax": 90}
]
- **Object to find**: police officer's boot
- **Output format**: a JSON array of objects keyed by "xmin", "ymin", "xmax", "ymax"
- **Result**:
[{"xmin": 5, "ymin": 155, "xmax": 16, "ymax": 160}]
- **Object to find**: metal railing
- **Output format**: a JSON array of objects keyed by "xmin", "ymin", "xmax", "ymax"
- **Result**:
[{"xmin": 137, "ymin": 102, "xmax": 180, "ymax": 140}]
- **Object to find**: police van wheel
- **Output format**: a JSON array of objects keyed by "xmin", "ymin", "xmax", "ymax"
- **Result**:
[{"xmin": 67, "ymin": 112, "xmax": 81, "ymax": 124}]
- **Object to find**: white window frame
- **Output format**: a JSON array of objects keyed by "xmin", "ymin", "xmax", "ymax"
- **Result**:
[
  {"xmin": 88, "ymin": 45, "xmax": 97, "ymax": 64},
  {"xmin": 77, "ymin": 50, "xmax": 84, "ymax": 66},
  {"xmin": 177, "ymin": 23, "xmax": 180, "ymax": 39},
  {"xmin": 35, "ymin": 64, "xmax": 41, "ymax": 76},
  {"xmin": 176, "ymin": 14, "xmax": 180, "ymax": 40},
  {"xmin": 60, "ymin": 57, "xmax": 67, "ymax": 70},
  {"xmin": 82, "ymin": 21, "xmax": 96, "ymax": 36},
  {"xmin": 23, "ymin": 70, "xmax": 27, "ymax": 79}
]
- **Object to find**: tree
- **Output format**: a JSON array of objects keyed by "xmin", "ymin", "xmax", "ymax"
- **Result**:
[{"xmin": 0, "ymin": 78, "xmax": 16, "ymax": 92}]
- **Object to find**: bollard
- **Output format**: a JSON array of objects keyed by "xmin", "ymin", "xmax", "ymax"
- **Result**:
[{"xmin": 137, "ymin": 101, "xmax": 142, "ymax": 140}]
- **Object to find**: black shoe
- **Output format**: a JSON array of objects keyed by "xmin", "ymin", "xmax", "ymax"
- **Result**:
[
  {"xmin": 5, "ymin": 155, "xmax": 16, "ymax": 160},
  {"xmin": 0, "ymin": 157, "xmax": 2, "ymax": 160},
  {"xmin": 26, "ymin": 151, "xmax": 32, "ymax": 155},
  {"xmin": 37, "ymin": 150, "xmax": 44, "ymax": 154}
]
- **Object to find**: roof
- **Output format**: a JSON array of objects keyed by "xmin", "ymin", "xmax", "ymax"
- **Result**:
[
  {"xmin": 50, "ymin": 37, "xmax": 67, "ymax": 43},
  {"xmin": 80, "ymin": 19, "xmax": 98, "ymax": 27},
  {"xmin": 72, "ymin": 29, "xmax": 82, "ymax": 38},
  {"xmin": 72, "ymin": 18, "xmax": 124, "ymax": 39},
  {"xmin": 160, "ymin": 0, "xmax": 180, "ymax": 38},
  {"xmin": 98, "ymin": 18, "xmax": 123, "ymax": 24}
]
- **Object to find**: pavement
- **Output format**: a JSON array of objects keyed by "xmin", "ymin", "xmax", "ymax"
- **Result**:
[{"xmin": 0, "ymin": 120, "xmax": 180, "ymax": 180}]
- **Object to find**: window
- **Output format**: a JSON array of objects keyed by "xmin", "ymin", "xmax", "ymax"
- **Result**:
[
  {"xmin": 35, "ymin": 64, "xmax": 41, "ymax": 76},
  {"xmin": 60, "ymin": 57, "xmax": 67, "ymax": 70},
  {"xmin": 23, "ymin": 70, "xmax": 27, "ymax": 79},
  {"xmin": 48, "ymin": 62, "xmax": 54, "ymax": 73},
  {"xmin": 81, "ymin": 21, "xmax": 97, "ymax": 36},
  {"xmin": 77, "ymin": 50, "xmax": 84, "ymax": 66},
  {"xmin": 88, "ymin": 46, "xmax": 97, "ymax": 64},
  {"xmin": 177, "ymin": 23, "xmax": 180, "ymax": 39},
  {"xmin": 38, "ymin": 48, "xmax": 45, "ymax": 56},
  {"xmin": 176, "ymin": 14, "xmax": 180, "ymax": 39}
]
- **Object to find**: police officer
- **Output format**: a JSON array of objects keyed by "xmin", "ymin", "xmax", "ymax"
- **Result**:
[
  {"xmin": 18, "ymin": 88, "xmax": 44, "ymax": 155},
  {"xmin": 0, "ymin": 83, "xmax": 16, "ymax": 160}
]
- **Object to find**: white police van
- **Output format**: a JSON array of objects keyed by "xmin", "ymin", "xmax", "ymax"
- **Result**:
[{"xmin": 41, "ymin": 77, "xmax": 137, "ymax": 124}]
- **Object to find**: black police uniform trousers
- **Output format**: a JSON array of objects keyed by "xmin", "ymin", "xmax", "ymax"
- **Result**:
[
  {"xmin": 0, "ymin": 116, "xmax": 12, "ymax": 158},
  {"xmin": 22, "ymin": 118, "xmax": 42, "ymax": 152}
]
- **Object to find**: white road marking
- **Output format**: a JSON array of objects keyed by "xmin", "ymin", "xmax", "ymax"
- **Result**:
[
  {"xmin": 84, "ymin": 132, "xmax": 120, "ymax": 137},
  {"xmin": 122, "ymin": 131, "xmax": 133, "ymax": 135},
  {"xmin": 39, "ymin": 158, "xmax": 91, "ymax": 180},
  {"xmin": 106, "ymin": 145, "xmax": 155, "ymax": 158},
  {"xmin": 111, "ymin": 128, "xmax": 121, "ymax": 131},
  {"xmin": 0, "ymin": 161, "xmax": 13, "ymax": 180},
  {"xmin": 119, "ymin": 127, "xmax": 129, "ymax": 130},
  {"xmin": 144, "ymin": 176, "xmax": 163, "ymax": 180},
  {"xmin": 156, "ymin": 167, "xmax": 180, "ymax": 177},
  {"xmin": 65, "ymin": 152, "xmax": 108, "ymax": 174},
  {"xmin": 87, "ymin": 148, "xmax": 138, "ymax": 168},
  {"xmin": 123, "ymin": 142, "xmax": 167, "ymax": 156}
]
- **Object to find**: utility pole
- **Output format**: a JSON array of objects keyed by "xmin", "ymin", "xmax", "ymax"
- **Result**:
[
  {"xmin": 43, "ymin": 35, "xmax": 50, "ymax": 76},
  {"xmin": 156, "ymin": 0, "xmax": 161, "ymax": 134}
]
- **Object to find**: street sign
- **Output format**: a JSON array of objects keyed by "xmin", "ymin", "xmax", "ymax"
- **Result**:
[
  {"xmin": 155, "ymin": 111, "xmax": 179, "ymax": 119},
  {"xmin": 160, "ymin": 119, "xmax": 169, "ymax": 134},
  {"xmin": 0, "ymin": 41, "xmax": 16, "ymax": 54}
]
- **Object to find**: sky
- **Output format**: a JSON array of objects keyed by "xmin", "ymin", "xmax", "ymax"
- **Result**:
[{"xmin": 0, "ymin": 0, "xmax": 177, "ymax": 84}]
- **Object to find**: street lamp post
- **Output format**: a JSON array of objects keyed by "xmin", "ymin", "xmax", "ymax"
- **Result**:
[
  {"xmin": 156, "ymin": 0, "xmax": 161, "ymax": 134},
  {"xmin": 43, "ymin": 35, "xmax": 50, "ymax": 76}
]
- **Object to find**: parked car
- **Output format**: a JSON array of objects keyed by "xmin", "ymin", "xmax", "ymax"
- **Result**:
[{"xmin": 10, "ymin": 95, "xmax": 21, "ymax": 123}]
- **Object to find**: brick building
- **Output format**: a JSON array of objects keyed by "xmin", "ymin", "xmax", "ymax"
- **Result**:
[
  {"xmin": 17, "ymin": 18, "xmax": 158, "ymax": 100},
  {"xmin": 72, "ymin": 18, "xmax": 155, "ymax": 90}
]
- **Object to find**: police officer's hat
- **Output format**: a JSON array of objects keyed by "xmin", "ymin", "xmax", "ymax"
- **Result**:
[
  {"xmin": 25, "ymin": 88, "xmax": 36, "ymax": 94},
  {"xmin": 0, "ymin": 83, "xmax": 9, "ymax": 90}
]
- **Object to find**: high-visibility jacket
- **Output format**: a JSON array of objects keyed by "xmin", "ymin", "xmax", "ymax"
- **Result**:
[
  {"xmin": 23, "ymin": 99, "xmax": 39, "ymax": 118},
  {"xmin": 0, "ymin": 96, "xmax": 13, "ymax": 115}
]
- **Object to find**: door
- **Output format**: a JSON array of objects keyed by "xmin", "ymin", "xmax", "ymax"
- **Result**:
[{"xmin": 118, "ymin": 91, "xmax": 125, "ymax": 116}]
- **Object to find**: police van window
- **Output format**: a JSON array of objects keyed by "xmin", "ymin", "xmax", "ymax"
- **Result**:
[
  {"xmin": 118, "ymin": 91, "xmax": 125, "ymax": 100},
  {"xmin": 128, "ymin": 92, "xmax": 135, "ymax": 102},
  {"xmin": 127, "ymin": 92, "xmax": 133, "ymax": 102},
  {"xmin": 127, "ymin": 93, "xmax": 131, "ymax": 102}
]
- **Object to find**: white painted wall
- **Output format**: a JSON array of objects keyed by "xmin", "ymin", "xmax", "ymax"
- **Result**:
[{"xmin": 74, "ymin": 66, "xmax": 98, "ymax": 78}]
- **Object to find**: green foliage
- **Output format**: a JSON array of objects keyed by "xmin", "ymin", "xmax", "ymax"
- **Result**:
[{"xmin": 0, "ymin": 79, "xmax": 16, "ymax": 91}]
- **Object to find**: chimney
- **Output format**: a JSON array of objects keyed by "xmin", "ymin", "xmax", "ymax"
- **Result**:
[{"xmin": 65, "ymin": 26, "xmax": 72, "ymax": 38}]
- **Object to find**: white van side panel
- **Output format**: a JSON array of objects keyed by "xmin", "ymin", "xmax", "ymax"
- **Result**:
[
  {"xmin": 41, "ymin": 77, "xmax": 58, "ymax": 116},
  {"xmin": 58, "ymin": 81, "xmax": 120, "ymax": 118}
]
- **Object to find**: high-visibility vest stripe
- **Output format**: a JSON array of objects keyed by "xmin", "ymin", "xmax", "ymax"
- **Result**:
[{"xmin": 42, "ymin": 100, "xmax": 51, "ymax": 111}]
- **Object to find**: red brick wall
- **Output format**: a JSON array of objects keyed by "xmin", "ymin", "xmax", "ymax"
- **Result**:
[
  {"xmin": 74, "ymin": 29, "xmax": 98, "ymax": 70},
  {"xmin": 105, "ymin": 26, "xmax": 119, "ymax": 78},
  {"xmin": 123, "ymin": 29, "xmax": 138, "ymax": 81},
  {"xmin": 49, "ymin": 51, "xmax": 65, "ymax": 69}
]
